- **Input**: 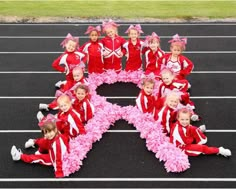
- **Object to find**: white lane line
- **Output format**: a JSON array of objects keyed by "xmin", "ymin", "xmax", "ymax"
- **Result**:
[
  {"xmin": 0, "ymin": 130, "xmax": 235, "ymax": 133},
  {"xmin": 0, "ymin": 177, "xmax": 235, "ymax": 182},
  {"xmin": 1, "ymin": 36, "xmax": 236, "ymax": 38},
  {"xmin": 1, "ymin": 23, "xmax": 236, "ymax": 25},
  {"xmin": 0, "ymin": 51, "xmax": 235, "ymax": 54},
  {"xmin": 0, "ymin": 96, "xmax": 236, "ymax": 99},
  {"xmin": 0, "ymin": 71, "xmax": 236, "ymax": 74}
]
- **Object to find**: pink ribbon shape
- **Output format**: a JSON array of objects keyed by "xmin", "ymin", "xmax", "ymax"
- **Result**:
[
  {"xmin": 84, "ymin": 25, "xmax": 101, "ymax": 35},
  {"xmin": 38, "ymin": 114, "xmax": 59, "ymax": 127},
  {"xmin": 168, "ymin": 34, "xmax": 187, "ymax": 45},
  {"xmin": 60, "ymin": 33, "xmax": 79, "ymax": 48},
  {"xmin": 125, "ymin": 24, "xmax": 144, "ymax": 34}
]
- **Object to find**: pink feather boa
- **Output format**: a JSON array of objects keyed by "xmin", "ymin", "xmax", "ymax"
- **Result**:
[{"xmin": 62, "ymin": 70, "xmax": 190, "ymax": 176}]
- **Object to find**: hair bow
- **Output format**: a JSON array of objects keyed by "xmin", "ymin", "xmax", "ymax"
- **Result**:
[
  {"xmin": 60, "ymin": 33, "xmax": 79, "ymax": 48},
  {"xmin": 160, "ymin": 65, "xmax": 175, "ymax": 75},
  {"xmin": 174, "ymin": 103, "xmax": 194, "ymax": 113},
  {"xmin": 38, "ymin": 114, "xmax": 59, "ymax": 127},
  {"xmin": 55, "ymin": 90, "xmax": 75, "ymax": 100},
  {"xmin": 168, "ymin": 34, "xmax": 187, "ymax": 45},
  {"xmin": 102, "ymin": 19, "xmax": 120, "ymax": 33},
  {"xmin": 144, "ymin": 32, "xmax": 160, "ymax": 46},
  {"xmin": 125, "ymin": 24, "xmax": 144, "ymax": 34},
  {"xmin": 85, "ymin": 25, "xmax": 101, "ymax": 35}
]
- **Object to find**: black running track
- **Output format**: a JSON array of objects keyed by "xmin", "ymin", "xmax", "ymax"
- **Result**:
[{"xmin": 0, "ymin": 23, "xmax": 236, "ymax": 188}]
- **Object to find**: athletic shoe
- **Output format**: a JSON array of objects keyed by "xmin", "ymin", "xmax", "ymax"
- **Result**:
[
  {"xmin": 11, "ymin": 145, "xmax": 22, "ymax": 161},
  {"xmin": 219, "ymin": 147, "xmax": 232, "ymax": 157},
  {"xmin": 199, "ymin": 125, "xmax": 206, "ymax": 133},
  {"xmin": 25, "ymin": 139, "xmax": 35, "ymax": 148},
  {"xmin": 39, "ymin": 103, "xmax": 49, "ymax": 111},
  {"xmin": 36, "ymin": 111, "xmax": 44, "ymax": 122}
]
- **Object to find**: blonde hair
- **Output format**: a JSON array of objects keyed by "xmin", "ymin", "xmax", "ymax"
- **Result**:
[
  {"xmin": 177, "ymin": 108, "xmax": 192, "ymax": 119},
  {"xmin": 164, "ymin": 92, "xmax": 180, "ymax": 106},
  {"xmin": 141, "ymin": 78, "xmax": 155, "ymax": 87},
  {"xmin": 74, "ymin": 84, "xmax": 89, "ymax": 94},
  {"xmin": 170, "ymin": 41, "xmax": 185, "ymax": 51},
  {"xmin": 57, "ymin": 94, "xmax": 71, "ymax": 105}
]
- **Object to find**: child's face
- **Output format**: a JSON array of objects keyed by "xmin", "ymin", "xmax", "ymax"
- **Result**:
[
  {"xmin": 75, "ymin": 88, "xmax": 87, "ymax": 101},
  {"xmin": 170, "ymin": 45, "xmax": 182, "ymax": 56},
  {"xmin": 166, "ymin": 96, "xmax": 179, "ymax": 109},
  {"xmin": 44, "ymin": 129, "xmax": 57, "ymax": 140},
  {"xmin": 90, "ymin": 31, "xmax": 99, "ymax": 42},
  {"xmin": 128, "ymin": 29, "xmax": 139, "ymax": 40},
  {"xmin": 106, "ymin": 27, "xmax": 116, "ymax": 38},
  {"xmin": 73, "ymin": 69, "xmax": 83, "ymax": 81},
  {"xmin": 65, "ymin": 40, "xmax": 77, "ymax": 52},
  {"xmin": 149, "ymin": 40, "xmax": 160, "ymax": 51},
  {"xmin": 58, "ymin": 100, "xmax": 71, "ymax": 113},
  {"xmin": 178, "ymin": 112, "xmax": 191, "ymax": 127},
  {"xmin": 143, "ymin": 82, "xmax": 154, "ymax": 95},
  {"xmin": 161, "ymin": 72, "xmax": 174, "ymax": 85}
]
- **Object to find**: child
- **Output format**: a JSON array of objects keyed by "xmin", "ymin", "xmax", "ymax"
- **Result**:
[
  {"xmin": 101, "ymin": 19, "xmax": 126, "ymax": 72},
  {"xmin": 56, "ymin": 94, "xmax": 86, "ymax": 138},
  {"xmin": 52, "ymin": 33, "xmax": 86, "ymax": 88},
  {"xmin": 39, "ymin": 66, "xmax": 88, "ymax": 111},
  {"xmin": 79, "ymin": 25, "xmax": 104, "ymax": 74},
  {"xmin": 25, "ymin": 113, "xmax": 70, "ymax": 155},
  {"xmin": 123, "ymin": 24, "xmax": 145, "ymax": 71},
  {"xmin": 170, "ymin": 108, "xmax": 231, "ymax": 157},
  {"xmin": 158, "ymin": 34, "xmax": 193, "ymax": 80},
  {"xmin": 10, "ymin": 119, "xmax": 69, "ymax": 178},
  {"xmin": 73, "ymin": 84, "xmax": 95, "ymax": 123},
  {"xmin": 154, "ymin": 92, "xmax": 180, "ymax": 134},
  {"xmin": 136, "ymin": 78, "xmax": 156, "ymax": 115},
  {"xmin": 143, "ymin": 32, "xmax": 165, "ymax": 78}
]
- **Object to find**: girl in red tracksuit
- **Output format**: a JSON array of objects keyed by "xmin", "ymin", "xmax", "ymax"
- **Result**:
[
  {"xmin": 11, "ymin": 120, "xmax": 70, "ymax": 178},
  {"xmin": 154, "ymin": 92, "xmax": 180, "ymax": 134},
  {"xmin": 123, "ymin": 24, "xmax": 145, "ymax": 71},
  {"xmin": 101, "ymin": 19, "xmax": 126, "ymax": 72},
  {"xmin": 136, "ymin": 78, "xmax": 156, "ymax": 116},
  {"xmin": 158, "ymin": 34, "xmax": 193, "ymax": 80},
  {"xmin": 170, "ymin": 108, "xmax": 231, "ymax": 157},
  {"xmin": 143, "ymin": 32, "xmax": 165, "ymax": 78},
  {"xmin": 56, "ymin": 94, "xmax": 86, "ymax": 138},
  {"xmin": 39, "ymin": 66, "xmax": 89, "ymax": 111},
  {"xmin": 79, "ymin": 25, "xmax": 104, "ymax": 74},
  {"xmin": 52, "ymin": 33, "xmax": 86, "ymax": 87},
  {"xmin": 73, "ymin": 84, "xmax": 95, "ymax": 124}
]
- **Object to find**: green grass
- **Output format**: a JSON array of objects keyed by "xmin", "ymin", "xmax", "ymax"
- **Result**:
[{"xmin": 0, "ymin": 0, "xmax": 236, "ymax": 20}]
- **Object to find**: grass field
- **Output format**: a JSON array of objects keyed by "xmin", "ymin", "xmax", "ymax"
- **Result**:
[{"xmin": 0, "ymin": 0, "xmax": 236, "ymax": 21}]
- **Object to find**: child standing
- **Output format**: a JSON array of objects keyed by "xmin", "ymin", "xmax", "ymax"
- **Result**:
[
  {"xmin": 136, "ymin": 78, "xmax": 156, "ymax": 115},
  {"xmin": 170, "ymin": 108, "xmax": 231, "ymax": 157},
  {"xmin": 73, "ymin": 84, "xmax": 95, "ymax": 124},
  {"xmin": 101, "ymin": 19, "xmax": 126, "ymax": 72},
  {"xmin": 79, "ymin": 25, "xmax": 104, "ymax": 74},
  {"xmin": 11, "ymin": 120, "xmax": 69, "ymax": 178},
  {"xmin": 143, "ymin": 32, "xmax": 165, "ymax": 78},
  {"xmin": 123, "ymin": 24, "xmax": 145, "ymax": 71},
  {"xmin": 158, "ymin": 34, "xmax": 193, "ymax": 80},
  {"xmin": 52, "ymin": 33, "xmax": 86, "ymax": 88}
]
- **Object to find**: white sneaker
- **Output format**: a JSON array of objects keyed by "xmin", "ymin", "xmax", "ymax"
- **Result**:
[
  {"xmin": 39, "ymin": 103, "xmax": 49, "ymax": 111},
  {"xmin": 36, "ymin": 111, "xmax": 44, "ymax": 122},
  {"xmin": 35, "ymin": 150, "xmax": 42, "ymax": 155},
  {"xmin": 55, "ymin": 80, "xmax": 66, "ymax": 88},
  {"xmin": 219, "ymin": 147, "xmax": 232, "ymax": 157},
  {"xmin": 199, "ymin": 125, "xmax": 206, "ymax": 133},
  {"xmin": 191, "ymin": 114, "xmax": 199, "ymax": 122},
  {"xmin": 11, "ymin": 145, "xmax": 22, "ymax": 161},
  {"xmin": 25, "ymin": 139, "xmax": 35, "ymax": 148}
]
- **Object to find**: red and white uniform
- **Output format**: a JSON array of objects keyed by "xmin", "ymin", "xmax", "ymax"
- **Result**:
[
  {"xmin": 123, "ymin": 39, "xmax": 144, "ymax": 71},
  {"xmin": 143, "ymin": 47, "xmax": 165, "ymax": 77},
  {"xmin": 52, "ymin": 50, "xmax": 86, "ymax": 82},
  {"xmin": 57, "ymin": 108, "xmax": 86, "ymax": 138},
  {"xmin": 21, "ymin": 133, "xmax": 69, "ymax": 178},
  {"xmin": 154, "ymin": 106, "xmax": 177, "ymax": 134},
  {"xmin": 158, "ymin": 53, "xmax": 194, "ymax": 80},
  {"xmin": 101, "ymin": 35, "xmax": 126, "ymax": 72},
  {"xmin": 73, "ymin": 97, "xmax": 95, "ymax": 123},
  {"xmin": 35, "ymin": 120, "xmax": 70, "ymax": 154},
  {"xmin": 48, "ymin": 77, "xmax": 89, "ymax": 110},
  {"xmin": 136, "ymin": 89, "xmax": 156, "ymax": 115},
  {"xmin": 170, "ymin": 121, "xmax": 219, "ymax": 156},
  {"xmin": 156, "ymin": 79, "xmax": 195, "ymax": 110},
  {"xmin": 80, "ymin": 40, "xmax": 104, "ymax": 74}
]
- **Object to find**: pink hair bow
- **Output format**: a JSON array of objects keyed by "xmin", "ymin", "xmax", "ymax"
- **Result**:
[
  {"xmin": 174, "ymin": 103, "xmax": 194, "ymax": 113},
  {"xmin": 60, "ymin": 33, "xmax": 79, "ymax": 48},
  {"xmin": 55, "ymin": 90, "xmax": 75, "ymax": 100},
  {"xmin": 38, "ymin": 114, "xmax": 59, "ymax": 127},
  {"xmin": 144, "ymin": 32, "xmax": 160, "ymax": 46},
  {"xmin": 125, "ymin": 24, "xmax": 144, "ymax": 34},
  {"xmin": 168, "ymin": 34, "xmax": 187, "ymax": 45},
  {"xmin": 84, "ymin": 25, "xmax": 101, "ymax": 35},
  {"xmin": 102, "ymin": 19, "xmax": 120, "ymax": 33},
  {"xmin": 160, "ymin": 65, "xmax": 176, "ymax": 75}
]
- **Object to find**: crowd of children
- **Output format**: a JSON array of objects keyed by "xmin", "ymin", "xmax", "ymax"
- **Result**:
[{"xmin": 10, "ymin": 19, "xmax": 231, "ymax": 178}]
